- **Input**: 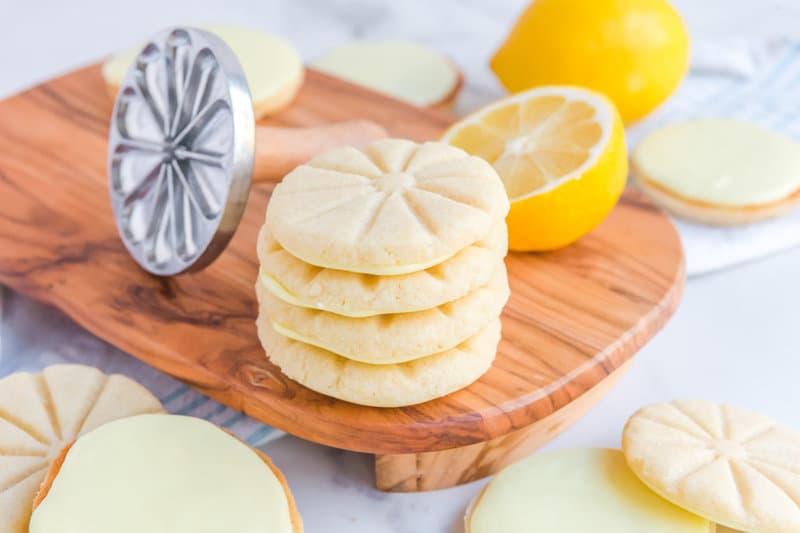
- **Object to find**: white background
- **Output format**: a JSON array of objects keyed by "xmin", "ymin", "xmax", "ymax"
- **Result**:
[{"xmin": 1, "ymin": 1, "xmax": 799, "ymax": 531}]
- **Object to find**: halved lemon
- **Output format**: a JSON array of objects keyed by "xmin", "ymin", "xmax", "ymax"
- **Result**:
[{"xmin": 442, "ymin": 86, "xmax": 628, "ymax": 251}]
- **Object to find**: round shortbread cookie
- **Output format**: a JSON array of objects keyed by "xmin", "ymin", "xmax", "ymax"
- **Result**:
[
  {"xmin": 465, "ymin": 448, "xmax": 712, "ymax": 533},
  {"xmin": 623, "ymin": 400, "xmax": 800, "ymax": 533},
  {"xmin": 256, "ymin": 314, "xmax": 501, "ymax": 407},
  {"xmin": 256, "ymin": 222, "xmax": 507, "ymax": 317},
  {"xmin": 265, "ymin": 139, "xmax": 510, "ymax": 274},
  {"xmin": 0, "ymin": 365, "xmax": 163, "ymax": 533},
  {"xmin": 256, "ymin": 265, "xmax": 508, "ymax": 364}
]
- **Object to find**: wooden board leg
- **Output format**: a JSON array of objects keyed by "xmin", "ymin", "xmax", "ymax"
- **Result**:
[{"xmin": 374, "ymin": 361, "xmax": 631, "ymax": 492}]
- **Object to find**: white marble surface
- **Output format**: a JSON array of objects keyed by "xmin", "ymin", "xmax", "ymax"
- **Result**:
[{"xmin": 2, "ymin": 1, "xmax": 800, "ymax": 532}]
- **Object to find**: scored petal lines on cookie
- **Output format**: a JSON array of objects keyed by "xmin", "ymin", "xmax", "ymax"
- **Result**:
[
  {"xmin": 0, "ymin": 458, "xmax": 49, "ymax": 495},
  {"xmin": 625, "ymin": 400, "xmax": 800, "ymax": 532}
]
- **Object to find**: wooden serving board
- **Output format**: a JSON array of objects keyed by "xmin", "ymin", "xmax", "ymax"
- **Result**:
[{"xmin": 0, "ymin": 64, "xmax": 684, "ymax": 492}]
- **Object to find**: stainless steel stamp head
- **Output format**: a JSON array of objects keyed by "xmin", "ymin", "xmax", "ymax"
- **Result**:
[{"xmin": 108, "ymin": 27, "xmax": 255, "ymax": 276}]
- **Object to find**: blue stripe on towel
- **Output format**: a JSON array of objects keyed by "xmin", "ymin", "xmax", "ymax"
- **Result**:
[
  {"xmin": 160, "ymin": 383, "xmax": 190, "ymax": 406},
  {"xmin": 175, "ymin": 394, "xmax": 210, "ymax": 416},
  {"xmin": 246, "ymin": 425, "xmax": 276, "ymax": 445},
  {"xmin": 221, "ymin": 411, "xmax": 246, "ymax": 429}
]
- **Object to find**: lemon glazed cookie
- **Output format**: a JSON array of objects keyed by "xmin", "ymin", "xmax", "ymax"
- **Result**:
[
  {"xmin": 29, "ymin": 415, "xmax": 302, "ymax": 533},
  {"xmin": 256, "ymin": 266, "xmax": 508, "ymax": 364},
  {"xmin": 256, "ymin": 314, "xmax": 501, "ymax": 407},
  {"xmin": 632, "ymin": 120, "xmax": 800, "ymax": 225},
  {"xmin": 465, "ymin": 448, "xmax": 712, "ymax": 533},
  {"xmin": 265, "ymin": 139, "xmax": 509, "ymax": 274},
  {"xmin": 0, "ymin": 365, "xmax": 163, "ymax": 533},
  {"xmin": 623, "ymin": 400, "xmax": 800, "ymax": 533},
  {"xmin": 257, "ymin": 222, "xmax": 507, "ymax": 317}
]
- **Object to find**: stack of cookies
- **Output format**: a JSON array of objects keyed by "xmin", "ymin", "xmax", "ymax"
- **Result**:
[{"xmin": 256, "ymin": 139, "xmax": 510, "ymax": 407}]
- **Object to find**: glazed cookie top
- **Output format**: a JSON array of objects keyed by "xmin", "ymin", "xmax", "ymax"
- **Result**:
[
  {"xmin": 633, "ymin": 120, "xmax": 800, "ymax": 207},
  {"xmin": 265, "ymin": 139, "xmax": 509, "ymax": 274},
  {"xmin": 466, "ymin": 448, "xmax": 711, "ymax": 533},
  {"xmin": 623, "ymin": 400, "xmax": 800, "ymax": 533},
  {"xmin": 29, "ymin": 415, "xmax": 295, "ymax": 533}
]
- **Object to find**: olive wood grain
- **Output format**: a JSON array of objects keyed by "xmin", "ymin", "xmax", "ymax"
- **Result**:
[{"xmin": 0, "ymin": 64, "xmax": 684, "ymax": 490}]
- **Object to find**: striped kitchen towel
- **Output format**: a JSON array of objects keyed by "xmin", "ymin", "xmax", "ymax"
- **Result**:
[
  {"xmin": 628, "ymin": 38, "xmax": 800, "ymax": 276},
  {"xmin": 0, "ymin": 291, "xmax": 283, "ymax": 446}
]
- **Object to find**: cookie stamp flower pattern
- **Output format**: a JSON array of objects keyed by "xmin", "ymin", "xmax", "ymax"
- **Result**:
[{"xmin": 108, "ymin": 28, "xmax": 249, "ymax": 274}]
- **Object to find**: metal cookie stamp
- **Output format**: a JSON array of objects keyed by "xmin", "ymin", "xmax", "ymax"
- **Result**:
[{"xmin": 108, "ymin": 27, "xmax": 385, "ymax": 276}]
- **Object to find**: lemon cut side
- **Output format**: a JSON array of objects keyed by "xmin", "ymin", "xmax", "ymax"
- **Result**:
[{"xmin": 443, "ymin": 86, "xmax": 627, "ymax": 251}]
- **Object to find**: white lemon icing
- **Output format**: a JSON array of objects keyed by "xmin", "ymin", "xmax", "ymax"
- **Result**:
[
  {"xmin": 298, "ymin": 255, "xmax": 455, "ymax": 276},
  {"xmin": 634, "ymin": 119, "xmax": 800, "ymax": 206},
  {"xmin": 467, "ymin": 448, "xmax": 711, "ymax": 533},
  {"xmin": 259, "ymin": 270, "xmax": 376, "ymax": 317},
  {"xmin": 29, "ymin": 414, "xmax": 294, "ymax": 533}
]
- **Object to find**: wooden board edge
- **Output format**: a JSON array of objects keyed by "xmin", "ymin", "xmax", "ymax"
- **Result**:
[{"xmin": 375, "ymin": 360, "xmax": 634, "ymax": 491}]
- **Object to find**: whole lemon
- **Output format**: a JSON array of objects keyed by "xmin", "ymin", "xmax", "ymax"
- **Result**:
[{"xmin": 491, "ymin": 0, "xmax": 689, "ymax": 125}]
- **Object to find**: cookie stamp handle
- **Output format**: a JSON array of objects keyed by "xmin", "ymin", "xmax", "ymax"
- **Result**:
[{"xmin": 252, "ymin": 121, "xmax": 388, "ymax": 184}]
